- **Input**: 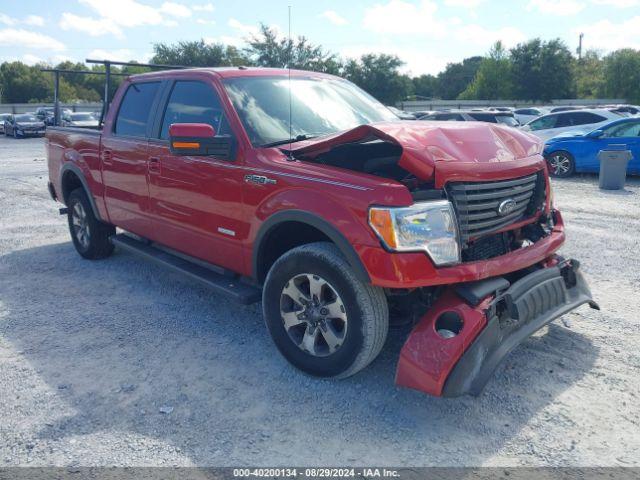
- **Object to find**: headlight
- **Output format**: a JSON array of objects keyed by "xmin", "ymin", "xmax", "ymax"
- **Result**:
[{"xmin": 368, "ymin": 200, "xmax": 460, "ymax": 266}]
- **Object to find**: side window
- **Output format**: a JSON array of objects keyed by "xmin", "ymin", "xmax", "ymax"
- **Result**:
[
  {"xmin": 571, "ymin": 112, "xmax": 606, "ymax": 125},
  {"xmin": 114, "ymin": 82, "xmax": 161, "ymax": 137},
  {"xmin": 604, "ymin": 121, "xmax": 640, "ymax": 138},
  {"xmin": 529, "ymin": 114, "xmax": 557, "ymax": 131},
  {"xmin": 469, "ymin": 113, "xmax": 497, "ymax": 123},
  {"xmin": 555, "ymin": 113, "xmax": 574, "ymax": 127},
  {"xmin": 159, "ymin": 81, "xmax": 229, "ymax": 140}
]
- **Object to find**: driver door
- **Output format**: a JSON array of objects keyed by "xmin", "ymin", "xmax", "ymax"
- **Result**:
[
  {"xmin": 146, "ymin": 79, "xmax": 246, "ymax": 273},
  {"xmin": 592, "ymin": 120, "xmax": 640, "ymax": 172}
]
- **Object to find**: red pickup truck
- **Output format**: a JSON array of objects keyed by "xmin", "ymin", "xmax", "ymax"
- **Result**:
[{"xmin": 46, "ymin": 67, "xmax": 597, "ymax": 397}]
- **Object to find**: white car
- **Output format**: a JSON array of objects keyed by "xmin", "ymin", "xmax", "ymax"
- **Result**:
[
  {"xmin": 520, "ymin": 109, "xmax": 623, "ymax": 141},
  {"xmin": 513, "ymin": 107, "xmax": 550, "ymax": 125},
  {"xmin": 61, "ymin": 112, "xmax": 100, "ymax": 128}
]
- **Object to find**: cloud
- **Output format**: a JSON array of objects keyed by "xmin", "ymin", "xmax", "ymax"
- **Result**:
[
  {"xmin": 444, "ymin": 0, "xmax": 486, "ymax": 6},
  {"xmin": 59, "ymin": 12, "xmax": 124, "ymax": 38},
  {"xmin": 0, "ymin": 13, "xmax": 17, "ymax": 26},
  {"xmin": 0, "ymin": 28, "xmax": 66, "ymax": 50},
  {"xmin": 575, "ymin": 16, "xmax": 640, "ymax": 50},
  {"xmin": 24, "ymin": 15, "xmax": 45, "ymax": 27},
  {"xmin": 228, "ymin": 18, "xmax": 259, "ymax": 36},
  {"xmin": 591, "ymin": 0, "xmax": 638, "ymax": 5},
  {"xmin": 454, "ymin": 25, "xmax": 526, "ymax": 49},
  {"xmin": 362, "ymin": 0, "xmax": 445, "ymax": 36},
  {"xmin": 319, "ymin": 10, "xmax": 348, "ymax": 26},
  {"xmin": 21, "ymin": 53, "xmax": 44, "ymax": 65},
  {"xmin": 196, "ymin": 19, "xmax": 216, "ymax": 25},
  {"xmin": 79, "ymin": 0, "xmax": 164, "ymax": 27},
  {"xmin": 87, "ymin": 48, "xmax": 142, "ymax": 63},
  {"xmin": 160, "ymin": 2, "xmax": 192, "ymax": 18},
  {"xmin": 193, "ymin": 3, "xmax": 215, "ymax": 11},
  {"xmin": 527, "ymin": 0, "xmax": 585, "ymax": 15}
]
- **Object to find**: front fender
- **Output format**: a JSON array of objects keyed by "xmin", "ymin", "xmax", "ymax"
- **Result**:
[{"xmin": 251, "ymin": 190, "xmax": 379, "ymax": 284}]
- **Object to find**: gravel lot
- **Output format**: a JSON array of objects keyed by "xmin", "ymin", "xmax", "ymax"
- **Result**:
[{"xmin": 0, "ymin": 135, "xmax": 639, "ymax": 467}]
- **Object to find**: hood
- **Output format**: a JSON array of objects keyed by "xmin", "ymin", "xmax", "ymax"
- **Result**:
[
  {"xmin": 16, "ymin": 122, "xmax": 44, "ymax": 127},
  {"xmin": 289, "ymin": 121, "xmax": 544, "ymax": 186}
]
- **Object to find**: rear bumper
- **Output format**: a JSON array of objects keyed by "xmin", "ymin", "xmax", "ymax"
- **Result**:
[{"xmin": 395, "ymin": 257, "xmax": 597, "ymax": 397}]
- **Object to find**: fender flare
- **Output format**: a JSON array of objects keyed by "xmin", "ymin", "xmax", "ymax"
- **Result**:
[
  {"xmin": 59, "ymin": 163, "xmax": 104, "ymax": 222},
  {"xmin": 252, "ymin": 210, "xmax": 371, "ymax": 284}
]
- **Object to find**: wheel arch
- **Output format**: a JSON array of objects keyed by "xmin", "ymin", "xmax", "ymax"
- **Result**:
[
  {"xmin": 252, "ymin": 210, "xmax": 371, "ymax": 286},
  {"xmin": 59, "ymin": 163, "xmax": 103, "ymax": 221}
]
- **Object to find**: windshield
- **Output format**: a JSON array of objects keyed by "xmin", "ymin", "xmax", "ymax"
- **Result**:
[
  {"xmin": 223, "ymin": 76, "xmax": 397, "ymax": 147},
  {"xmin": 16, "ymin": 115, "xmax": 38, "ymax": 122}
]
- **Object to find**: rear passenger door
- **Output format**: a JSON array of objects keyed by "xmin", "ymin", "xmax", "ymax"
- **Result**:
[
  {"xmin": 102, "ymin": 81, "xmax": 162, "ymax": 239},
  {"xmin": 146, "ymin": 79, "xmax": 246, "ymax": 272}
]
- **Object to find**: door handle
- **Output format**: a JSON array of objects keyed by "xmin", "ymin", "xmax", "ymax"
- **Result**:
[
  {"xmin": 148, "ymin": 156, "xmax": 161, "ymax": 174},
  {"xmin": 101, "ymin": 149, "xmax": 113, "ymax": 165}
]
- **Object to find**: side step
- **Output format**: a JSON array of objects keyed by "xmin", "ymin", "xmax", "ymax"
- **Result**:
[{"xmin": 110, "ymin": 234, "xmax": 261, "ymax": 305}]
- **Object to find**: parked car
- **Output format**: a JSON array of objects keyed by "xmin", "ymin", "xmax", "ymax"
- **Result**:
[
  {"xmin": 4, "ymin": 113, "xmax": 46, "ymax": 138},
  {"xmin": 387, "ymin": 106, "xmax": 416, "ymax": 120},
  {"xmin": 36, "ymin": 106, "xmax": 73, "ymax": 126},
  {"xmin": 513, "ymin": 107, "xmax": 550, "ymax": 125},
  {"xmin": 543, "ymin": 117, "xmax": 640, "ymax": 177},
  {"xmin": 604, "ymin": 104, "xmax": 640, "ymax": 117},
  {"xmin": 0, "ymin": 113, "xmax": 10, "ymax": 134},
  {"xmin": 521, "ymin": 109, "xmax": 622, "ymax": 141},
  {"xmin": 46, "ymin": 67, "xmax": 595, "ymax": 398},
  {"xmin": 420, "ymin": 109, "xmax": 520, "ymax": 127},
  {"xmin": 549, "ymin": 106, "xmax": 585, "ymax": 113},
  {"xmin": 61, "ymin": 112, "xmax": 100, "ymax": 128}
]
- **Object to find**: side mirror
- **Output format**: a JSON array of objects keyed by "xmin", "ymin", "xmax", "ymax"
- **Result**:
[
  {"xmin": 169, "ymin": 123, "xmax": 235, "ymax": 160},
  {"xmin": 588, "ymin": 129, "xmax": 604, "ymax": 138}
]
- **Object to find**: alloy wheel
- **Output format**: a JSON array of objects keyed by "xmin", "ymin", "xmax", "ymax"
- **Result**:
[
  {"xmin": 71, "ymin": 202, "xmax": 91, "ymax": 250},
  {"xmin": 548, "ymin": 153, "xmax": 571, "ymax": 176},
  {"xmin": 279, "ymin": 273, "xmax": 348, "ymax": 357}
]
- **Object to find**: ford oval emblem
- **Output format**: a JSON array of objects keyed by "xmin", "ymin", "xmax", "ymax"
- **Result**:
[{"xmin": 497, "ymin": 198, "xmax": 518, "ymax": 216}]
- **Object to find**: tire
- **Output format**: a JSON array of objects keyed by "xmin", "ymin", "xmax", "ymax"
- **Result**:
[
  {"xmin": 262, "ymin": 242, "xmax": 388, "ymax": 379},
  {"xmin": 67, "ymin": 188, "xmax": 115, "ymax": 259},
  {"xmin": 546, "ymin": 150, "xmax": 575, "ymax": 178}
]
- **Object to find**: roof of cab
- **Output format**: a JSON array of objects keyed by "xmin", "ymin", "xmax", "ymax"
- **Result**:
[{"xmin": 128, "ymin": 66, "xmax": 339, "ymax": 81}]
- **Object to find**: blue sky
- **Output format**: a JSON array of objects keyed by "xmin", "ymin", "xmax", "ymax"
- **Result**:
[{"xmin": 1, "ymin": 0, "xmax": 639, "ymax": 75}]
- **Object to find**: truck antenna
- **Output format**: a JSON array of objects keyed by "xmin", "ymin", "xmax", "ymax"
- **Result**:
[{"xmin": 287, "ymin": 5, "xmax": 294, "ymax": 160}]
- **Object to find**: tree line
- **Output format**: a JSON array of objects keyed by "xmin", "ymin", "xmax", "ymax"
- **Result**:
[{"xmin": 1, "ymin": 24, "xmax": 639, "ymax": 105}]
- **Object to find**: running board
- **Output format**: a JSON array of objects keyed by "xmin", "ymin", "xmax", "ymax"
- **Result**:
[{"xmin": 110, "ymin": 234, "xmax": 261, "ymax": 305}]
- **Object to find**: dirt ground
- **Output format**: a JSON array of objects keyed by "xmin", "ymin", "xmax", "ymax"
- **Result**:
[{"xmin": 0, "ymin": 135, "xmax": 638, "ymax": 467}]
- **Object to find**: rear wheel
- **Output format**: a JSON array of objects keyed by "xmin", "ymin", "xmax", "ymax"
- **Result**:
[
  {"xmin": 67, "ymin": 188, "xmax": 115, "ymax": 259},
  {"xmin": 547, "ymin": 151, "xmax": 575, "ymax": 178},
  {"xmin": 263, "ymin": 242, "xmax": 388, "ymax": 379}
]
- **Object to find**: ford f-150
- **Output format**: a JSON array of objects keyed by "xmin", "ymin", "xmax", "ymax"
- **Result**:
[{"xmin": 46, "ymin": 67, "xmax": 597, "ymax": 396}]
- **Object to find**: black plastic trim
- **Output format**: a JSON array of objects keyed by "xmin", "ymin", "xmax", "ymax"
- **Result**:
[
  {"xmin": 252, "ymin": 210, "xmax": 371, "ymax": 285},
  {"xmin": 455, "ymin": 276, "xmax": 511, "ymax": 306},
  {"xmin": 442, "ymin": 261, "xmax": 595, "ymax": 397}
]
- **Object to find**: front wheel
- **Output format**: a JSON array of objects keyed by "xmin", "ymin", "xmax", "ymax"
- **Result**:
[
  {"xmin": 263, "ymin": 242, "xmax": 388, "ymax": 379},
  {"xmin": 67, "ymin": 188, "xmax": 115, "ymax": 259},
  {"xmin": 547, "ymin": 151, "xmax": 575, "ymax": 178}
]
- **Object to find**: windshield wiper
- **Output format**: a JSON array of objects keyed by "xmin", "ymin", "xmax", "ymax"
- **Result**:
[{"xmin": 261, "ymin": 134, "xmax": 318, "ymax": 148}]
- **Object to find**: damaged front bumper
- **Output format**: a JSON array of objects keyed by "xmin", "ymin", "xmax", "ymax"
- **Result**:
[{"xmin": 395, "ymin": 257, "xmax": 598, "ymax": 397}]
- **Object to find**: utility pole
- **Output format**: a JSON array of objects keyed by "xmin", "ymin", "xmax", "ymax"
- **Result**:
[{"xmin": 577, "ymin": 33, "xmax": 584, "ymax": 60}]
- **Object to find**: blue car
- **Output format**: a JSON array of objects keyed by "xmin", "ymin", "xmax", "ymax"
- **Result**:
[{"xmin": 543, "ymin": 118, "xmax": 640, "ymax": 177}]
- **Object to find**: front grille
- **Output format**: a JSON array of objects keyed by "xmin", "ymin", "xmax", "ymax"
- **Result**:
[
  {"xmin": 447, "ymin": 172, "xmax": 545, "ymax": 243},
  {"xmin": 462, "ymin": 232, "xmax": 510, "ymax": 262}
]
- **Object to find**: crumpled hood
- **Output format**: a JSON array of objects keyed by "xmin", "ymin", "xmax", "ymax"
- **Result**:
[{"xmin": 290, "ymin": 121, "xmax": 544, "ymax": 186}]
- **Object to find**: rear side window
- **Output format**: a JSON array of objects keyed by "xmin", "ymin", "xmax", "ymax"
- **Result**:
[
  {"xmin": 159, "ymin": 81, "xmax": 228, "ymax": 139},
  {"xmin": 572, "ymin": 112, "xmax": 607, "ymax": 125},
  {"xmin": 114, "ymin": 82, "xmax": 161, "ymax": 137}
]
